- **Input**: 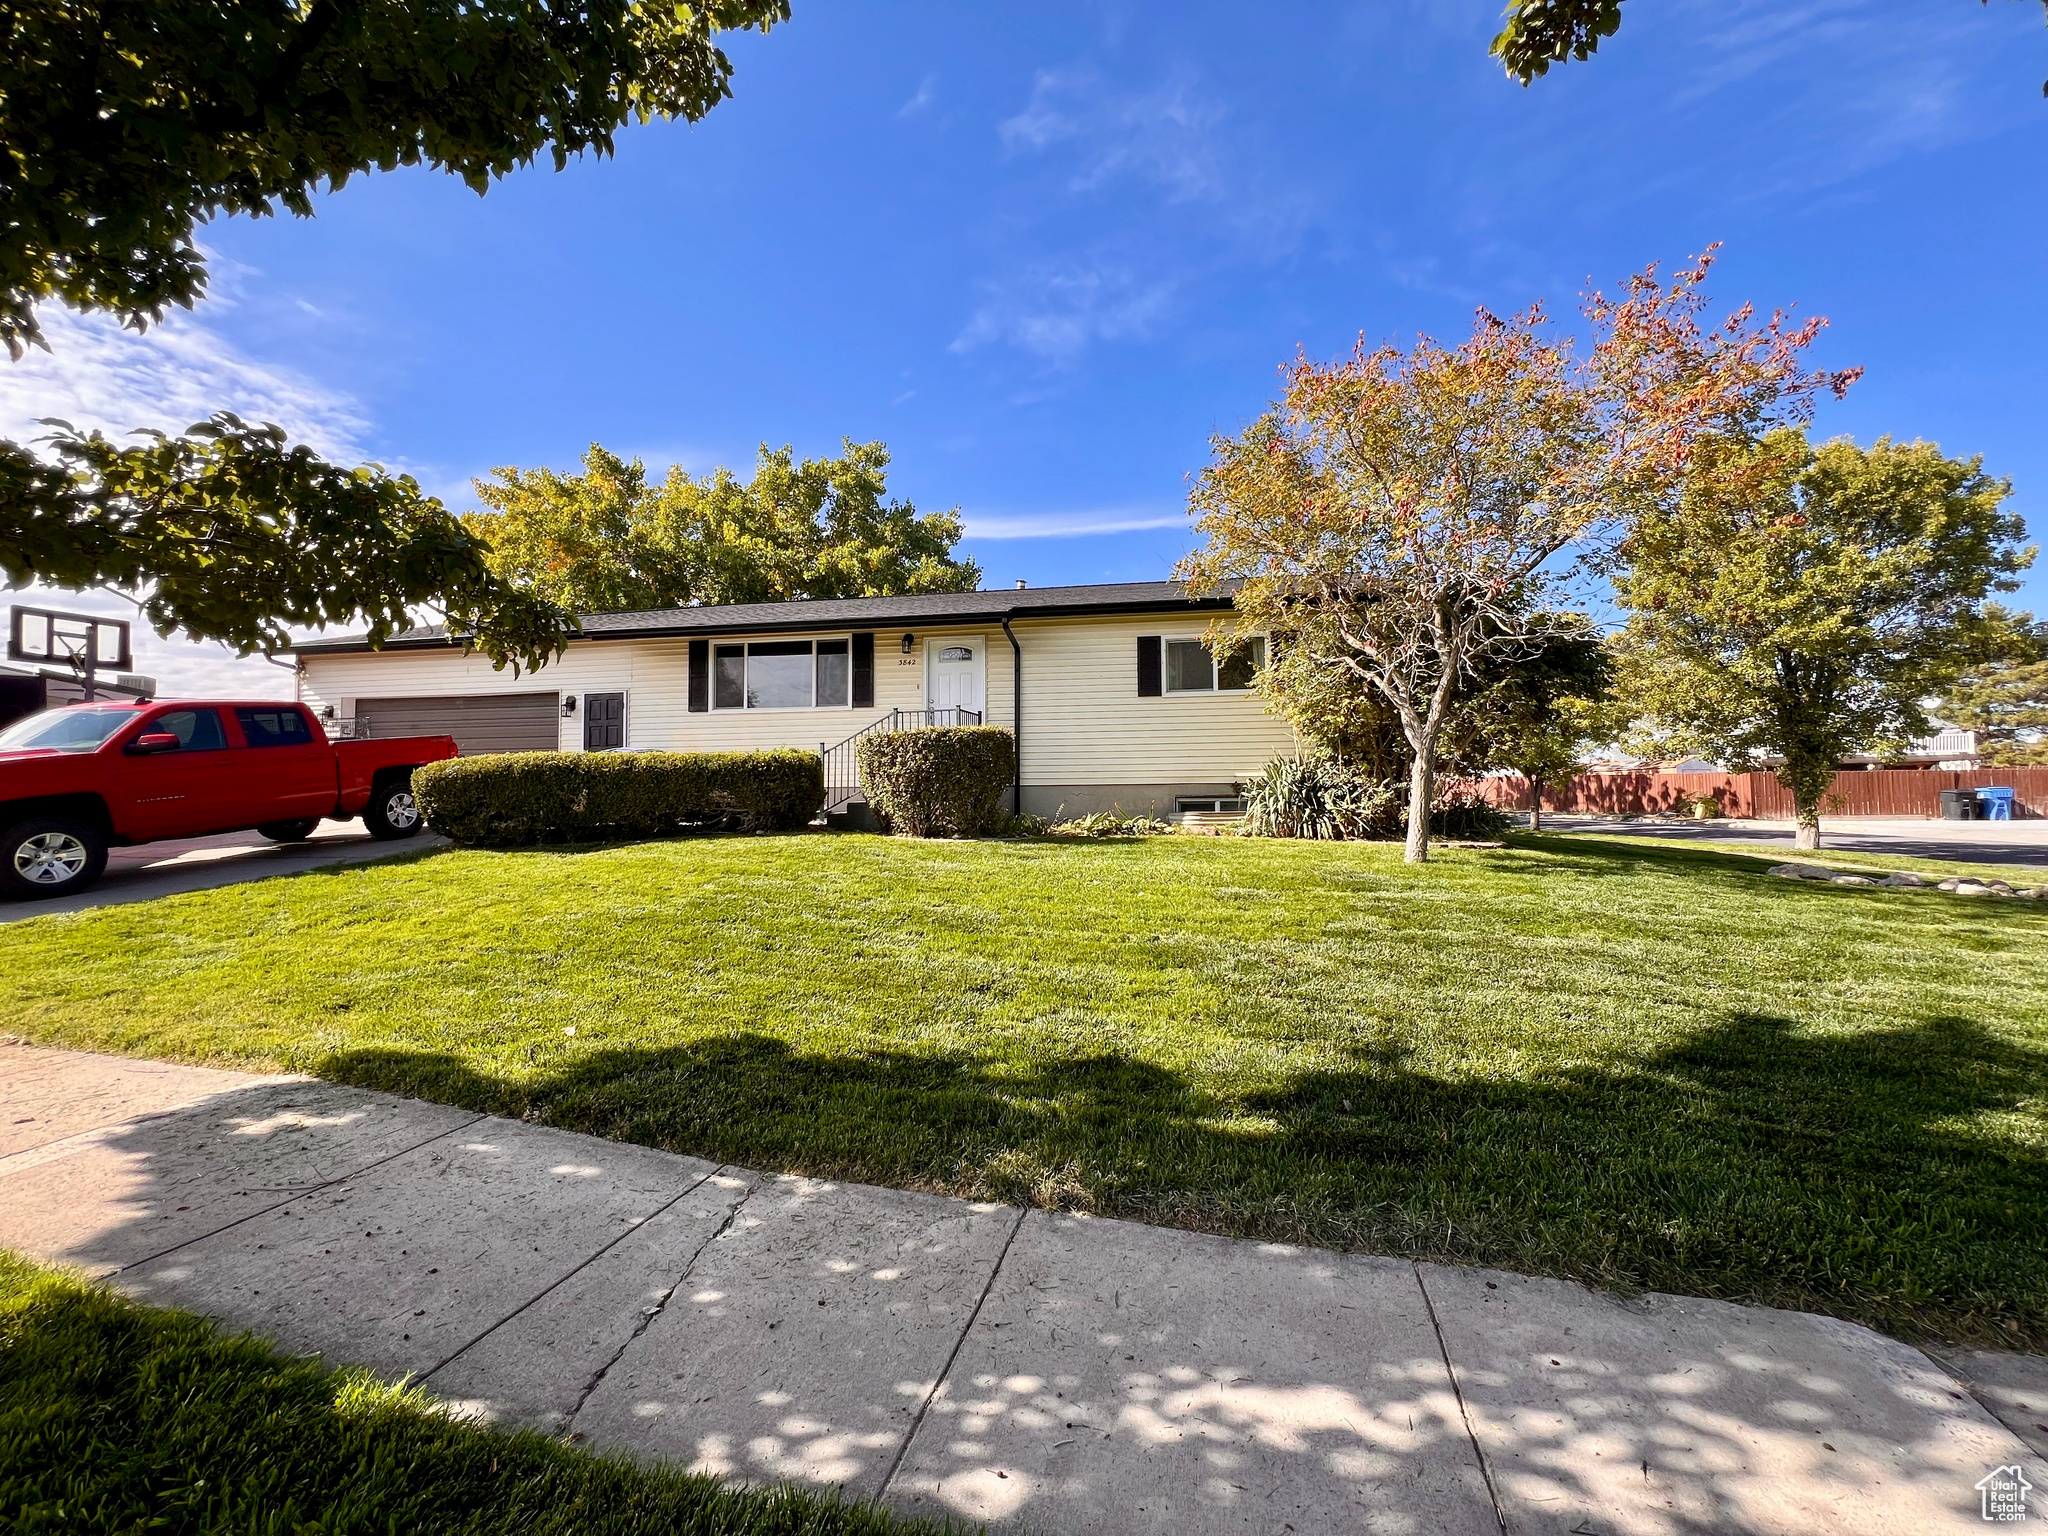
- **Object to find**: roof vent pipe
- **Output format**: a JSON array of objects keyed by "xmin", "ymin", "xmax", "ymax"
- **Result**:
[{"xmin": 1015, "ymin": 579, "xmax": 1027, "ymax": 589}]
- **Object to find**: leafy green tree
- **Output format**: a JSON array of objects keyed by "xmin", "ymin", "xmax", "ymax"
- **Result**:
[
  {"xmin": 1461, "ymin": 622, "xmax": 1616, "ymax": 831},
  {"xmin": 1940, "ymin": 605, "xmax": 2048, "ymax": 766},
  {"xmin": 466, "ymin": 439, "xmax": 981, "ymax": 612},
  {"xmin": 1180, "ymin": 251, "xmax": 1850, "ymax": 863},
  {"xmin": 1611, "ymin": 431, "xmax": 2033, "ymax": 849},
  {"xmin": 1491, "ymin": 0, "xmax": 2047, "ymax": 93},
  {"xmin": 1, "ymin": 0, "xmax": 786, "ymax": 666}
]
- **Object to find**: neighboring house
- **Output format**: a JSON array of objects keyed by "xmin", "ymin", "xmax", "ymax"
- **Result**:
[
  {"xmin": 0, "ymin": 660, "xmax": 156, "ymax": 732},
  {"xmin": 291, "ymin": 581, "xmax": 1295, "ymax": 820}
]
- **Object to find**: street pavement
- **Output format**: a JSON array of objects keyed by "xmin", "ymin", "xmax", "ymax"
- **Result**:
[
  {"xmin": 3, "ymin": 1042, "xmax": 2042, "ymax": 1535},
  {"xmin": 0, "ymin": 819, "xmax": 449, "ymax": 924},
  {"xmin": 1539, "ymin": 814, "xmax": 2048, "ymax": 869}
]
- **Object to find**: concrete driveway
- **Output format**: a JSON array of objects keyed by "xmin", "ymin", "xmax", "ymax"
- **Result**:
[
  {"xmin": 1538, "ymin": 814, "xmax": 2048, "ymax": 870},
  {"xmin": 0, "ymin": 819, "xmax": 448, "ymax": 924}
]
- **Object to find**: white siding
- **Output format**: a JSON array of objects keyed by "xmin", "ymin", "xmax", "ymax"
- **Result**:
[
  {"xmin": 1011, "ymin": 613, "xmax": 1294, "ymax": 785},
  {"xmin": 301, "ymin": 626, "xmax": 1011, "ymax": 756},
  {"xmin": 297, "ymin": 610, "xmax": 1290, "ymax": 783}
]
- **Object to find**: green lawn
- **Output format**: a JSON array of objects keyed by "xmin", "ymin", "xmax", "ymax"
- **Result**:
[
  {"xmin": 3, "ymin": 830, "xmax": 2045, "ymax": 1350},
  {"xmin": 0, "ymin": 1251, "xmax": 949, "ymax": 1535}
]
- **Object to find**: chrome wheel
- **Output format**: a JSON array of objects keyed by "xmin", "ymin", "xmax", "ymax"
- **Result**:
[
  {"xmin": 14, "ymin": 831, "xmax": 88, "ymax": 886},
  {"xmin": 385, "ymin": 790, "xmax": 420, "ymax": 829}
]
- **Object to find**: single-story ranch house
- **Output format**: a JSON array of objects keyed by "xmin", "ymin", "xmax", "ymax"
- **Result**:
[{"xmin": 293, "ymin": 581, "xmax": 1297, "ymax": 820}]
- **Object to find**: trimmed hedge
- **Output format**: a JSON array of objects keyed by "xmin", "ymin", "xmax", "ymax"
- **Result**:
[
  {"xmin": 855, "ymin": 726, "xmax": 1016, "ymax": 837},
  {"xmin": 412, "ymin": 750, "xmax": 824, "ymax": 847}
]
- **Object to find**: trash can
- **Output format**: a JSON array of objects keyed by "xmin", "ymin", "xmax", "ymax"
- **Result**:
[
  {"xmin": 1977, "ymin": 786, "xmax": 2015, "ymax": 822},
  {"xmin": 1940, "ymin": 788, "xmax": 1979, "ymax": 821}
]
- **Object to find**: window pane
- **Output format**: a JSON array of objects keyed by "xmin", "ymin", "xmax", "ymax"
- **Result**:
[
  {"xmin": 1165, "ymin": 640, "xmax": 1214, "ymax": 692},
  {"xmin": 233, "ymin": 707, "xmax": 306, "ymax": 747},
  {"xmin": 816, "ymin": 641, "xmax": 850, "ymax": 707},
  {"xmin": 713, "ymin": 645, "xmax": 745, "ymax": 709},
  {"xmin": 162, "ymin": 709, "xmax": 228, "ymax": 751},
  {"xmin": 747, "ymin": 643, "xmax": 813, "ymax": 708},
  {"xmin": 1217, "ymin": 637, "xmax": 1265, "ymax": 691}
]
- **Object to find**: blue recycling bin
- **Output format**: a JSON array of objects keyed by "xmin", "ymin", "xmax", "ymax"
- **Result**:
[{"xmin": 1977, "ymin": 786, "xmax": 2015, "ymax": 821}]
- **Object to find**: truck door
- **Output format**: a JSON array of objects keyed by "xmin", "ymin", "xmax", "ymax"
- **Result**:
[
  {"xmin": 230, "ymin": 705, "xmax": 336, "ymax": 825},
  {"xmin": 104, "ymin": 708, "xmax": 236, "ymax": 839}
]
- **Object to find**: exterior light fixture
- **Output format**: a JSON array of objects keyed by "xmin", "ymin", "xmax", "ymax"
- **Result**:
[
  {"xmin": 562, "ymin": 695, "xmax": 578, "ymax": 717},
  {"xmin": 900, "ymin": 633, "xmax": 916, "ymax": 654}
]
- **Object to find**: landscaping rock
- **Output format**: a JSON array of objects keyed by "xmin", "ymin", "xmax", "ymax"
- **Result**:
[
  {"xmin": 1831, "ymin": 875, "xmax": 1876, "ymax": 886},
  {"xmin": 1768, "ymin": 863, "xmax": 1835, "ymax": 881},
  {"xmin": 1883, "ymin": 872, "xmax": 1929, "ymax": 888},
  {"xmin": 1938, "ymin": 879, "xmax": 1961, "ymax": 891},
  {"xmin": 1954, "ymin": 883, "xmax": 1993, "ymax": 898}
]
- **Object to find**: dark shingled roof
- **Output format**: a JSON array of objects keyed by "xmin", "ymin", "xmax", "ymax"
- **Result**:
[{"xmin": 292, "ymin": 580, "xmax": 1237, "ymax": 654}]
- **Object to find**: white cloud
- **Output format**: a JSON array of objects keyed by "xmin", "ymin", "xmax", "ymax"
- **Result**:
[
  {"xmin": 952, "ymin": 261, "xmax": 1176, "ymax": 365},
  {"xmin": 962, "ymin": 506, "xmax": 1185, "ymax": 539},
  {"xmin": 0, "ymin": 304, "xmax": 368, "ymax": 458},
  {"xmin": 898, "ymin": 73, "xmax": 938, "ymax": 118},
  {"xmin": 999, "ymin": 66, "xmax": 1225, "ymax": 203},
  {"xmin": 1, "ymin": 303, "xmax": 372, "ymax": 699}
]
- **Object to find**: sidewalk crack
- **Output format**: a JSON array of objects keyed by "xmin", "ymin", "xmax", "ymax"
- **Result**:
[
  {"xmin": 1413, "ymin": 1260, "xmax": 1509, "ymax": 1535},
  {"xmin": 111, "ymin": 1112, "xmax": 491, "ymax": 1275},
  {"xmin": 418, "ymin": 1164, "xmax": 726, "ymax": 1387},
  {"xmin": 877, "ymin": 1204, "xmax": 1029, "ymax": 1499},
  {"xmin": 562, "ymin": 1172, "xmax": 758, "ymax": 1431}
]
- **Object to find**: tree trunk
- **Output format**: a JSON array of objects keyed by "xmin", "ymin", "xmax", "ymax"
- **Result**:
[
  {"xmin": 1794, "ymin": 799, "xmax": 1821, "ymax": 851},
  {"xmin": 1528, "ymin": 775, "xmax": 1543, "ymax": 833},
  {"xmin": 1404, "ymin": 742, "xmax": 1435, "ymax": 863}
]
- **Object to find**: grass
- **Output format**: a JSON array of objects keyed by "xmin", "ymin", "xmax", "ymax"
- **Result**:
[
  {"xmin": 0, "ymin": 1250, "xmax": 952, "ymax": 1535},
  {"xmin": 2, "ymin": 830, "xmax": 2045, "ymax": 1350}
]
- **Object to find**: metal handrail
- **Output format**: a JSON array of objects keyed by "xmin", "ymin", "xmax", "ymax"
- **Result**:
[{"xmin": 820, "ymin": 707, "xmax": 983, "ymax": 813}]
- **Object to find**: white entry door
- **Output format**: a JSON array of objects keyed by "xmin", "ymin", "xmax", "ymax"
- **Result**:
[{"xmin": 927, "ymin": 636, "xmax": 986, "ymax": 717}]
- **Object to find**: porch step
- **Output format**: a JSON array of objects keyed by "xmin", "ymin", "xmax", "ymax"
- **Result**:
[{"xmin": 824, "ymin": 799, "xmax": 886, "ymax": 834}]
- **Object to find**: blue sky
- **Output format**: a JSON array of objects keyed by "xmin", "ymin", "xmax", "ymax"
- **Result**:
[{"xmin": 5, "ymin": 0, "xmax": 2045, "ymax": 692}]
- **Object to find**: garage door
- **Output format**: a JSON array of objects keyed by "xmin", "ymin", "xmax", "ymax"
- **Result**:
[{"xmin": 356, "ymin": 693, "xmax": 560, "ymax": 756}]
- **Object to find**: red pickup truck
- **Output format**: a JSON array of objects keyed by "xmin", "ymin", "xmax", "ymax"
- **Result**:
[{"xmin": 0, "ymin": 699, "xmax": 457, "ymax": 900}]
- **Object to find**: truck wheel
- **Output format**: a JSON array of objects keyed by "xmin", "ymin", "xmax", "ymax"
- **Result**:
[
  {"xmin": 0, "ymin": 817, "xmax": 109, "ymax": 900},
  {"xmin": 364, "ymin": 775, "xmax": 423, "ymax": 840},
  {"xmin": 257, "ymin": 819, "xmax": 320, "ymax": 843}
]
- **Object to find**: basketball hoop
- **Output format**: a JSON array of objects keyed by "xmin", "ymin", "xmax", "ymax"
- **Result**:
[{"xmin": 8, "ymin": 606, "xmax": 132, "ymax": 703}]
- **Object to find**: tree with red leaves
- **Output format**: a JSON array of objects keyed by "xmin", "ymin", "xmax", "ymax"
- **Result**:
[{"xmin": 1179, "ymin": 248, "xmax": 1857, "ymax": 863}]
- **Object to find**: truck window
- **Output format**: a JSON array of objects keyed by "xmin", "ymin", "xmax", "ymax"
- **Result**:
[
  {"xmin": 0, "ymin": 707, "xmax": 135, "ymax": 752},
  {"xmin": 235, "ymin": 707, "xmax": 313, "ymax": 747},
  {"xmin": 151, "ymin": 709, "xmax": 228, "ymax": 752}
]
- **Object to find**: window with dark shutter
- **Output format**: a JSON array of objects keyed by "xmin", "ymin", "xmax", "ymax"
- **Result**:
[
  {"xmin": 688, "ymin": 640, "xmax": 709, "ymax": 712},
  {"xmin": 1136, "ymin": 635, "xmax": 1163, "ymax": 697},
  {"xmin": 851, "ymin": 632, "xmax": 875, "ymax": 708}
]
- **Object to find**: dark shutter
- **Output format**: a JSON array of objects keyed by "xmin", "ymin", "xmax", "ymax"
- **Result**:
[
  {"xmin": 688, "ymin": 640, "xmax": 709, "ymax": 712},
  {"xmin": 1136, "ymin": 635, "xmax": 1163, "ymax": 697},
  {"xmin": 851, "ymin": 632, "xmax": 875, "ymax": 709}
]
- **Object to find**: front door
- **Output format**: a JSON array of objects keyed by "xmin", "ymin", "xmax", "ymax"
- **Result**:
[{"xmin": 927, "ymin": 637, "xmax": 985, "ymax": 718}]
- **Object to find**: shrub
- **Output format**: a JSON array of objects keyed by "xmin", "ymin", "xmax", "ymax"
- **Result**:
[
  {"xmin": 1430, "ymin": 788, "xmax": 1513, "ymax": 840},
  {"xmin": 412, "ymin": 750, "xmax": 823, "ymax": 847},
  {"xmin": 1049, "ymin": 809, "xmax": 1175, "ymax": 838},
  {"xmin": 856, "ymin": 727, "xmax": 1016, "ymax": 837},
  {"xmin": 1244, "ymin": 756, "xmax": 1396, "ymax": 839}
]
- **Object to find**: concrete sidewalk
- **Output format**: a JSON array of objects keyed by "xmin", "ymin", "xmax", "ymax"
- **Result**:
[{"xmin": 3, "ymin": 1043, "xmax": 2043, "ymax": 1535}]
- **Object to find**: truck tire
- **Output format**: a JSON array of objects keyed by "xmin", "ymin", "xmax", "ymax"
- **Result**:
[
  {"xmin": 363, "ymin": 774, "xmax": 424, "ymax": 840},
  {"xmin": 258, "ymin": 819, "xmax": 320, "ymax": 843},
  {"xmin": 0, "ymin": 816, "xmax": 109, "ymax": 900}
]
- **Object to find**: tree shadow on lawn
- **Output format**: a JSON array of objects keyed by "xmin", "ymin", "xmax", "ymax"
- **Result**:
[{"xmin": 319, "ymin": 1009, "xmax": 2048, "ymax": 1351}]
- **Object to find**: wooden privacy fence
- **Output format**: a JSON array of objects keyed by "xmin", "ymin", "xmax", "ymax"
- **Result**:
[{"xmin": 1474, "ymin": 765, "xmax": 2048, "ymax": 819}]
